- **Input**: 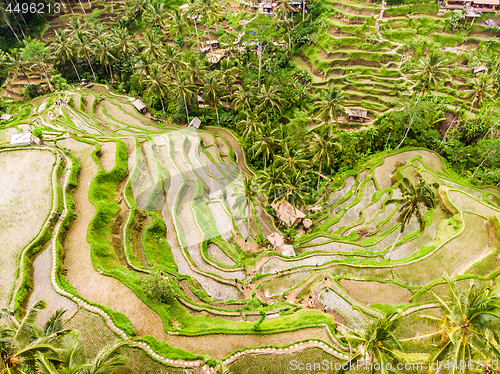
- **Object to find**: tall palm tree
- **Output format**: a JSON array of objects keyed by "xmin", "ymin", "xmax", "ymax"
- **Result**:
[
  {"xmin": 339, "ymin": 310, "xmax": 405, "ymax": 374},
  {"xmin": 162, "ymin": 45, "xmax": 184, "ymax": 77},
  {"xmin": 309, "ymin": 129, "xmax": 343, "ymax": 192},
  {"xmin": 92, "ymin": 34, "xmax": 117, "ymax": 85},
  {"xmin": 72, "ymin": 29, "xmax": 97, "ymax": 80},
  {"xmin": 406, "ymin": 275, "xmax": 500, "ymax": 374},
  {"xmin": 218, "ymin": 58, "xmax": 239, "ymax": 106},
  {"xmin": 255, "ymin": 166, "xmax": 284, "ymax": 202},
  {"xmin": 113, "ymin": 27, "xmax": 138, "ymax": 65},
  {"xmin": 231, "ymin": 84, "xmax": 256, "ymax": 115},
  {"xmin": 0, "ymin": 301, "xmax": 66, "ymax": 373},
  {"xmin": 142, "ymin": 64, "xmax": 169, "ymax": 112},
  {"xmin": 202, "ymin": 74, "xmax": 223, "ymax": 125},
  {"xmin": 411, "ymin": 51, "xmax": 450, "ymax": 94},
  {"xmin": 315, "ymin": 85, "xmax": 347, "ymax": 130},
  {"xmin": 250, "ymin": 124, "xmax": 278, "ymax": 167},
  {"xmin": 140, "ymin": 30, "xmax": 164, "ymax": 63},
  {"xmin": 166, "ymin": 8, "xmax": 186, "ymax": 38},
  {"xmin": 195, "ymin": 0, "xmax": 221, "ymax": 43},
  {"xmin": 144, "ymin": 0, "xmax": 168, "ymax": 30},
  {"xmin": 275, "ymin": 142, "xmax": 310, "ymax": 175},
  {"xmin": 183, "ymin": 54, "xmax": 207, "ymax": 84},
  {"xmin": 52, "ymin": 29, "xmax": 81, "ymax": 81},
  {"xmin": 237, "ymin": 111, "xmax": 265, "ymax": 142},
  {"xmin": 385, "ymin": 178, "xmax": 439, "ymax": 259},
  {"xmin": 257, "ymin": 78, "xmax": 285, "ymax": 118},
  {"xmin": 277, "ymin": 172, "xmax": 308, "ymax": 209},
  {"xmin": 4, "ymin": 48, "xmax": 33, "ymax": 86},
  {"xmin": 171, "ymin": 74, "xmax": 197, "ymax": 122},
  {"xmin": 232, "ymin": 175, "xmax": 260, "ymax": 220},
  {"xmin": 464, "ymin": 73, "xmax": 496, "ymax": 125},
  {"xmin": 35, "ymin": 332, "xmax": 128, "ymax": 374},
  {"xmin": 185, "ymin": 0, "xmax": 202, "ymax": 52}
]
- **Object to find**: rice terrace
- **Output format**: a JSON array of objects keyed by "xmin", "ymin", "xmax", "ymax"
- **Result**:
[{"xmin": 1, "ymin": 0, "xmax": 500, "ymax": 372}]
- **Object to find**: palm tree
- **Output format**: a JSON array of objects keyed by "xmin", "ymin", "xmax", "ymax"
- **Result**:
[
  {"xmin": 406, "ymin": 275, "xmax": 500, "ymax": 374},
  {"xmin": 183, "ymin": 54, "xmax": 207, "ymax": 84},
  {"xmin": 93, "ymin": 34, "xmax": 117, "ymax": 85},
  {"xmin": 464, "ymin": 73, "xmax": 496, "ymax": 124},
  {"xmin": 140, "ymin": 30, "xmax": 165, "ymax": 63},
  {"xmin": 232, "ymin": 175, "xmax": 260, "ymax": 220},
  {"xmin": 275, "ymin": 142, "xmax": 310, "ymax": 175},
  {"xmin": 162, "ymin": 45, "xmax": 184, "ymax": 77},
  {"xmin": 237, "ymin": 111, "xmax": 265, "ymax": 142},
  {"xmin": 166, "ymin": 8, "xmax": 186, "ymax": 38},
  {"xmin": 218, "ymin": 59, "xmax": 239, "ymax": 106},
  {"xmin": 257, "ymin": 78, "xmax": 285, "ymax": 118},
  {"xmin": 171, "ymin": 74, "xmax": 198, "ymax": 122},
  {"xmin": 250, "ymin": 124, "xmax": 278, "ymax": 167},
  {"xmin": 309, "ymin": 129, "xmax": 342, "ymax": 192},
  {"xmin": 411, "ymin": 51, "xmax": 450, "ymax": 93},
  {"xmin": 385, "ymin": 178, "xmax": 439, "ymax": 259},
  {"xmin": 202, "ymin": 74, "xmax": 223, "ymax": 125},
  {"xmin": 339, "ymin": 310, "xmax": 405, "ymax": 374},
  {"xmin": 4, "ymin": 48, "xmax": 33, "ymax": 86},
  {"xmin": 113, "ymin": 27, "xmax": 138, "ymax": 65},
  {"xmin": 277, "ymin": 172, "xmax": 308, "ymax": 209},
  {"xmin": 52, "ymin": 29, "xmax": 81, "ymax": 81},
  {"xmin": 185, "ymin": 0, "xmax": 202, "ymax": 52},
  {"xmin": 315, "ymin": 85, "xmax": 346, "ymax": 130},
  {"xmin": 72, "ymin": 29, "xmax": 97, "ymax": 80},
  {"xmin": 231, "ymin": 84, "xmax": 256, "ymax": 115},
  {"xmin": 35, "ymin": 332, "xmax": 128, "ymax": 374},
  {"xmin": 255, "ymin": 166, "xmax": 284, "ymax": 202},
  {"xmin": 144, "ymin": 0, "xmax": 168, "ymax": 30},
  {"xmin": 142, "ymin": 64, "xmax": 169, "ymax": 112},
  {"xmin": 0, "ymin": 301, "xmax": 65, "ymax": 373},
  {"xmin": 195, "ymin": 0, "xmax": 221, "ymax": 43}
]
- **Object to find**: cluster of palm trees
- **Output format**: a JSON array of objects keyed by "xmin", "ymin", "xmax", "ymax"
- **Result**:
[
  {"xmin": 0, "ymin": 300, "xmax": 128, "ymax": 373},
  {"xmin": 233, "ymin": 124, "xmax": 343, "ymax": 215},
  {"xmin": 340, "ymin": 275, "xmax": 500, "ymax": 374}
]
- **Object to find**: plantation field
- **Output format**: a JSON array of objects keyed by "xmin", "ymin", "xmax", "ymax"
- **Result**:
[
  {"xmin": 2, "ymin": 30, "xmax": 500, "ymax": 368},
  {"xmin": 0, "ymin": 149, "xmax": 55, "ymax": 308}
]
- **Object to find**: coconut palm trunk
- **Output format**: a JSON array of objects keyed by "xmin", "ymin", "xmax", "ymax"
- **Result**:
[
  {"xmin": 193, "ymin": 18, "xmax": 201, "ymax": 52},
  {"xmin": 317, "ymin": 158, "xmax": 323, "ymax": 193},
  {"xmin": 69, "ymin": 56, "xmax": 81, "ymax": 81},
  {"xmin": 3, "ymin": 15, "xmax": 22, "ymax": 43},
  {"xmin": 184, "ymin": 97, "xmax": 190, "ymax": 122},
  {"xmin": 395, "ymin": 90, "xmax": 424, "ymax": 149},
  {"xmin": 387, "ymin": 231, "xmax": 402, "ymax": 260}
]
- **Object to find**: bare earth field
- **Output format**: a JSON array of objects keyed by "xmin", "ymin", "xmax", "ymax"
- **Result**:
[{"xmin": 0, "ymin": 149, "xmax": 54, "ymax": 307}]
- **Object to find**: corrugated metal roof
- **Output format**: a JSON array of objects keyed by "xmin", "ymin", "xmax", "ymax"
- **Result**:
[{"xmin": 473, "ymin": 0, "xmax": 498, "ymax": 4}]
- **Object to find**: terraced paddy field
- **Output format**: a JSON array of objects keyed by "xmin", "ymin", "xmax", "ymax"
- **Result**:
[
  {"xmin": 1, "ymin": 83, "xmax": 499, "ymax": 373},
  {"xmin": 295, "ymin": 0, "xmax": 500, "ymax": 122}
]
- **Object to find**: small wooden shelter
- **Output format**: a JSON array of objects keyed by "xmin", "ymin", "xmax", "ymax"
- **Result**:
[
  {"xmin": 271, "ymin": 199, "xmax": 306, "ymax": 226},
  {"xmin": 345, "ymin": 108, "xmax": 368, "ymax": 122},
  {"xmin": 206, "ymin": 49, "xmax": 226, "ymax": 64},
  {"xmin": 132, "ymin": 99, "xmax": 147, "ymax": 114},
  {"xmin": 189, "ymin": 117, "xmax": 201, "ymax": 129}
]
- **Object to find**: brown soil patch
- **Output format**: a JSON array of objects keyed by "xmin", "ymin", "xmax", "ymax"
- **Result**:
[
  {"xmin": 339, "ymin": 279, "xmax": 412, "ymax": 305},
  {"xmin": 60, "ymin": 138, "xmax": 169, "ymax": 339},
  {"xmin": 99, "ymin": 141, "xmax": 117, "ymax": 172},
  {"xmin": 0, "ymin": 149, "xmax": 55, "ymax": 308}
]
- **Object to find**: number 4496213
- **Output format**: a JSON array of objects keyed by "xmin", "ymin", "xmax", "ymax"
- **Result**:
[{"xmin": 6, "ymin": 2, "xmax": 61, "ymax": 14}]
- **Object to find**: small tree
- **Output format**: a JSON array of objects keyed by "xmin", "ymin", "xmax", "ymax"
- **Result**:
[
  {"xmin": 32, "ymin": 128, "xmax": 43, "ymax": 140},
  {"xmin": 141, "ymin": 271, "xmax": 175, "ymax": 304}
]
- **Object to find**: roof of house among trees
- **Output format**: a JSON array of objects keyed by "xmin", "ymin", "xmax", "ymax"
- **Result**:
[
  {"xmin": 345, "ymin": 108, "xmax": 368, "ymax": 118},
  {"xmin": 132, "ymin": 99, "xmax": 147, "ymax": 112},
  {"xmin": 271, "ymin": 199, "xmax": 305, "ymax": 226}
]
